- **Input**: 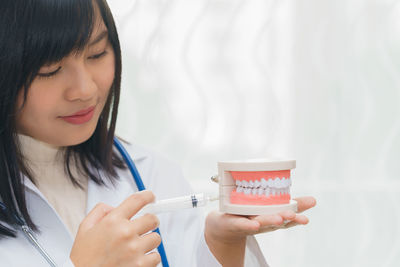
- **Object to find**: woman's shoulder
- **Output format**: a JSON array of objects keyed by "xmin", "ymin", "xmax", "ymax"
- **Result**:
[
  {"xmin": 116, "ymin": 136, "xmax": 180, "ymax": 168},
  {"xmin": 114, "ymin": 136, "xmax": 191, "ymax": 197}
]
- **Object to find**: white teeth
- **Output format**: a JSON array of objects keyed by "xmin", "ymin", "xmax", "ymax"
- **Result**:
[
  {"xmin": 249, "ymin": 180, "xmax": 254, "ymax": 188},
  {"xmin": 261, "ymin": 178, "xmax": 268, "ymax": 188},
  {"xmin": 274, "ymin": 178, "xmax": 280, "ymax": 188},
  {"xmin": 265, "ymin": 187, "xmax": 270, "ymax": 196},
  {"xmin": 235, "ymin": 177, "xmax": 292, "ymax": 197},
  {"xmin": 279, "ymin": 178, "xmax": 284, "ymax": 188},
  {"xmin": 279, "ymin": 178, "xmax": 283, "ymax": 188},
  {"xmin": 258, "ymin": 188, "xmax": 264, "ymax": 195},
  {"xmin": 276, "ymin": 178, "xmax": 281, "ymax": 188}
]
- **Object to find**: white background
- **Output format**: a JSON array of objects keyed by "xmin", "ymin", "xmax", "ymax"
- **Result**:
[{"xmin": 108, "ymin": 0, "xmax": 400, "ymax": 266}]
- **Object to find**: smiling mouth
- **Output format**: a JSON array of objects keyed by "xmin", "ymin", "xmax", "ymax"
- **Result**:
[{"xmin": 60, "ymin": 106, "xmax": 96, "ymax": 125}]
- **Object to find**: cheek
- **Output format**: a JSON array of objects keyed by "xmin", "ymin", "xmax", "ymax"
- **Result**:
[
  {"xmin": 16, "ymin": 84, "xmax": 60, "ymax": 133},
  {"xmin": 96, "ymin": 54, "xmax": 115, "ymax": 97}
]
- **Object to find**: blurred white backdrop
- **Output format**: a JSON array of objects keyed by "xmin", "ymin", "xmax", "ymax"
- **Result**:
[{"xmin": 108, "ymin": 0, "xmax": 400, "ymax": 266}]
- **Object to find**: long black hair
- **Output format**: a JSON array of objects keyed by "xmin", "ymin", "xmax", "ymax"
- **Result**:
[{"xmin": 0, "ymin": 0, "xmax": 126, "ymax": 238}]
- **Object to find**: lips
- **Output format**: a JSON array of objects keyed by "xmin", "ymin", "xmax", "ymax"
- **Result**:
[{"xmin": 60, "ymin": 106, "xmax": 96, "ymax": 125}]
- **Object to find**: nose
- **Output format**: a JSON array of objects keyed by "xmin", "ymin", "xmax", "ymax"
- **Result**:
[{"xmin": 64, "ymin": 63, "xmax": 97, "ymax": 102}]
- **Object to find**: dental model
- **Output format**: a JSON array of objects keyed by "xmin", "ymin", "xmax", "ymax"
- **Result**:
[{"xmin": 217, "ymin": 159, "xmax": 298, "ymax": 215}]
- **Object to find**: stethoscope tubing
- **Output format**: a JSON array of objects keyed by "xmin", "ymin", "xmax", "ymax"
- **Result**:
[{"xmin": 113, "ymin": 137, "xmax": 170, "ymax": 267}]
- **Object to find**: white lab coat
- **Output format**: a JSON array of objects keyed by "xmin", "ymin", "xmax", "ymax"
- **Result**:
[{"xmin": 0, "ymin": 142, "xmax": 268, "ymax": 267}]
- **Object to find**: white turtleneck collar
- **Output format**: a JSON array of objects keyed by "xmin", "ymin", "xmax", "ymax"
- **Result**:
[
  {"xmin": 17, "ymin": 134, "xmax": 65, "ymax": 165},
  {"xmin": 16, "ymin": 133, "xmax": 88, "ymax": 238}
]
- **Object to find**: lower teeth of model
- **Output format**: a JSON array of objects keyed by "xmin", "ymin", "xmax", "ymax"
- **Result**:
[{"xmin": 237, "ymin": 187, "xmax": 290, "ymax": 196}]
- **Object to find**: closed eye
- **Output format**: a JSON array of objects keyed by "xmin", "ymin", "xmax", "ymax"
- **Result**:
[
  {"xmin": 89, "ymin": 50, "xmax": 108, "ymax": 60},
  {"xmin": 37, "ymin": 66, "xmax": 61, "ymax": 78}
]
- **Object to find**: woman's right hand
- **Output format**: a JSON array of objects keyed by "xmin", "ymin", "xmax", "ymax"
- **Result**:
[{"xmin": 70, "ymin": 190, "xmax": 161, "ymax": 267}]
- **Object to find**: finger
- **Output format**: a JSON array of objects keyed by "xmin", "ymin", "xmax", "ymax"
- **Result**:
[
  {"xmin": 293, "ymin": 196, "xmax": 317, "ymax": 213},
  {"xmin": 252, "ymin": 214, "xmax": 284, "ymax": 227},
  {"xmin": 292, "ymin": 214, "xmax": 309, "ymax": 225},
  {"xmin": 112, "ymin": 190, "xmax": 155, "ymax": 219},
  {"xmin": 139, "ymin": 232, "xmax": 162, "ymax": 253},
  {"xmin": 257, "ymin": 215, "xmax": 309, "ymax": 233},
  {"xmin": 143, "ymin": 252, "xmax": 161, "ymax": 267},
  {"xmin": 226, "ymin": 214, "xmax": 260, "ymax": 233},
  {"xmin": 258, "ymin": 224, "xmax": 282, "ymax": 233},
  {"xmin": 283, "ymin": 221, "xmax": 300, "ymax": 228},
  {"xmin": 283, "ymin": 214, "xmax": 308, "ymax": 228},
  {"xmin": 278, "ymin": 210, "xmax": 296, "ymax": 222},
  {"xmin": 131, "ymin": 213, "xmax": 160, "ymax": 235},
  {"xmin": 80, "ymin": 202, "xmax": 114, "ymax": 232}
]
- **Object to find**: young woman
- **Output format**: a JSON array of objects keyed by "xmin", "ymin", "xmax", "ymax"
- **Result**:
[{"xmin": 0, "ymin": 0, "xmax": 316, "ymax": 266}]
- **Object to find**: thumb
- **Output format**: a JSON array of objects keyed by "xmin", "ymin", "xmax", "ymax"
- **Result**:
[
  {"xmin": 293, "ymin": 196, "xmax": 317, "ymax": 213},
  {"xmin": 79, "ymin": 202, "xmax": 114, "ymax": 232}
]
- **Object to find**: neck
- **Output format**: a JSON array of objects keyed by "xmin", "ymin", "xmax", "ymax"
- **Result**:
[{"xmin": 17, "ymin": 134, "xmax": 64, "ymax": 164}]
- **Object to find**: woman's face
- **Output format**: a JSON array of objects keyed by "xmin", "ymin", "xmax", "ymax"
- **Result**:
[{"xmin": 16, "ymin": 19, "xmax": 115, "ymax": 147}]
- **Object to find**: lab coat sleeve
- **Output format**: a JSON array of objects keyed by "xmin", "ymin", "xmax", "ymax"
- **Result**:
[
  {"xmin": 196, "ymin": 223, "xmax": 221, "ymax": 267},
  {"xmin": 194, "ymin": 213, "xmax": 270, "ymax": 267}
]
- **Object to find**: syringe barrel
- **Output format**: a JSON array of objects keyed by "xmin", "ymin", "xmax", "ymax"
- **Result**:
[{"xmin": 140, "ymin": 193, "xmax": 206, "ymax": 215}]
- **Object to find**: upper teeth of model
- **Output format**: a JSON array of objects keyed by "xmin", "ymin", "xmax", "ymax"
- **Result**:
[{"xmin": 235, "ymin": 177, "xmax": 291, "ymax": 189}]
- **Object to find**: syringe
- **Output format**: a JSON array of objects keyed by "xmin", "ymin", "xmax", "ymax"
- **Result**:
[{"xmin": 137, "ymin": 193, "xmax": 219, "ymax": 215}]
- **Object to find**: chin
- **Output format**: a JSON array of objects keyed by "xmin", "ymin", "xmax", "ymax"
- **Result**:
[
  {"xmin": 53, "ymin": 124, "xmax": 97, "ymax": 147},
  {"xmin": 67, "ymin": 136, "xmax": 92, "ymax": 146},
  {"xmin": 69, "ymin": 130, "xmax": 97, "ymax": 146}
]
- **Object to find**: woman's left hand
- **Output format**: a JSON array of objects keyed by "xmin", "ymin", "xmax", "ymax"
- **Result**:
[{"xmin": 204, "ymin": 196, "xmax": 316, "ymax": 267}]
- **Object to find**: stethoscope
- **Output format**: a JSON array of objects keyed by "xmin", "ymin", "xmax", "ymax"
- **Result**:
[
  {"xmin": 114, "ymin": 137, "xmax": 169, "ymax": 267},
  {"xmin": 0, "ymin": 137, "xmax": 169, "ymax": 267}
]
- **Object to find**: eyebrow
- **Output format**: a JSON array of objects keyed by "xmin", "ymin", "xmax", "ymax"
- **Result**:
[{"xmin": 89, "ymin": 30, "xmax": 108, "ymax": 46}]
